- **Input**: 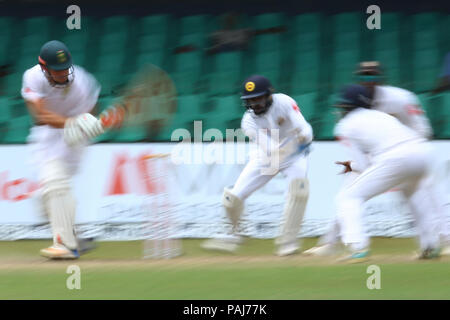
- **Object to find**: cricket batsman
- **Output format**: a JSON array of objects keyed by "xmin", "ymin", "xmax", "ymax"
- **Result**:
[
  {"xmin": 202, "ymin": 75, "xmax": 313, "ymax": 256},
  {"xmin": 21, "ymin": 40, "xmax": 116, "ymax": 259},
  {"xmin": 331, "ymin": 84, "xmax": 441, "ymax": 262},
  {"xmin": 305, "ymin": 61, "xmax": 450, "ymax": 257}
]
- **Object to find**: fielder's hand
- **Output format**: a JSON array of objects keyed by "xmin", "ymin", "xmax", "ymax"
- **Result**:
[
  {"xmin": 64, "ymin": 113, "xmax": 104, "ymax": 147},
  {"xmin": 335, "ymin": 161, "xmax": 352, "ymax": 174}
]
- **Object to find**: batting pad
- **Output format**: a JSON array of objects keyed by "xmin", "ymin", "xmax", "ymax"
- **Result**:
[
  {"xmin": 41, "ymin": 160, "xmax": 78, "ymax": 250},
  {"xmin": 276, "ymin": 178, "xmax": 309, "ymax": 246},
  {"xmin": 222, "ymin": 188, "xmax": 244, "ymax": 233}
]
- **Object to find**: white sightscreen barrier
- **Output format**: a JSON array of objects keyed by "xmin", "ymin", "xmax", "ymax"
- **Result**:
[{"xmin": 0, "ymin": 141, "xmax": 448, "ymax": 240}]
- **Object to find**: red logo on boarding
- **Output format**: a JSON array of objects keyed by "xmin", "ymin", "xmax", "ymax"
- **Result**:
[
  {"xmin": 106, "ymin": 152, "xmax": 163, "ymax": 196},
  {"xmin": 292, "ymin": 104, "xmax": 300, "ymax": 113},
  {"xmin": 0, "ymin": 171, "xmax": 39, "ymax": 202}
]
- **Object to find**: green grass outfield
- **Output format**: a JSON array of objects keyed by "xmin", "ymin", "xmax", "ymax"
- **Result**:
[{"xmin": 0, "ymin": 238, "xmax": 448, "ymax": 300}]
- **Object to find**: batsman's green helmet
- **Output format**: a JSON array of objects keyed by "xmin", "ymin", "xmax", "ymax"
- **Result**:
[{"xmin": 38, "ymin": 40, "xmax": 73, "ymax": 71}]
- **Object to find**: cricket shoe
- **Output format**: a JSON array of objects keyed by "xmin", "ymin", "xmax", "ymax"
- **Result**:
[
  {"xmin": 302, "ymin": 243, "xmax": 338, "ymax": 257},
  {"xmin": 337, "ymin": 249, "xmax": 370, "ymax": 264},
  {"xmin": 415, "ymin": 247, "xmax": 441, "ymax": 260},
  {"xmin": 77, "ymin": 237, "xmax": 98, "ymax": 255},
  {"xmin": 201, "ymin": 238, "xmax": 240, "ymax": 253},
  {"xmin": 276, "ymin": 241, "xmax": 300, "ymax": 257},
  {"xmin": 40, "ymin": 243, "xmax": 80, "ymax": 260}
]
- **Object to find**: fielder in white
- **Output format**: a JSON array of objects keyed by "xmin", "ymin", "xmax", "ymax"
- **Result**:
[
  {"xmin": 305, "ymin": 62, "xmax": 450, "ymax": 257},
  {"xmin": 21, "ymin": 40, "xmax": 113, "ymax": 259},
  {"xmin": 202, "ymin": 75, "xmax": 313, "ymax": 256},
  {"xmin": 328, "ymin": 84, "xmax": 441, "ymax": 261}
]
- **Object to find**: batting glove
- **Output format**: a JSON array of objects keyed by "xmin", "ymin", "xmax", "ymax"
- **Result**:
[{"xmin": 64, "ymin": 113, "xmax": 104, "ymax": 147}]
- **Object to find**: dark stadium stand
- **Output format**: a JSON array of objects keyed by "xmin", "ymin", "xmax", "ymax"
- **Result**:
[{"xmin": 0, "ymin": 12, "xmax": 448, "ymax": 143}]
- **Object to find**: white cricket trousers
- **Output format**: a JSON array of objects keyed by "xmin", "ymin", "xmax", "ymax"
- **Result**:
[
  {"xmin": 27, "ymin": 125, "xmax": 85, "ymax": 179},
  {"xmin": 230, "ymin": 155, "xmax": 308, "ymax": 200},
  {"xmin": 336, "ymin": 141, "xmax": 440, "ymax": 251}
]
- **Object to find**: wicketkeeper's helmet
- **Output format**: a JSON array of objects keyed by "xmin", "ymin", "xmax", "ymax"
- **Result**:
[
  {"xmin": 240, "ymin": 75, "xmax": 274, "ymax": 114},
  {"xmin": 240, "ymin": 75, "xmax": 274, "ymax": 99}
]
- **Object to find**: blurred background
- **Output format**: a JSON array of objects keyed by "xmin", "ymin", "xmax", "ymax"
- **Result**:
[
  {"xmin": 0, "ymin": 0, "xmax": 449, "ymax": 143},
  {"xmin": 0, "ymin": 0, "xmax": 449, "ymax": 301}
]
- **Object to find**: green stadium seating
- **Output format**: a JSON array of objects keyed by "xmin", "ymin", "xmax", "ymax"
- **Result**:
[
  {"xmin": 419, "ymin": 92, "xmax": 450, "ymax": 138},
  {"xmin": 95, "ymin": 70, "xmax": 122, "ymax": 96},
  {"xmin": 208, "ymin": 51, "xmax": 243, "ymax": 95},
  {"xmin": 139, "ymin": 15, "xmax": 171, "ymax": 35},
  {"xmin": 290, "ymin": 14, "xmax": 322, "ymax": 94},
  {"xmin": 99, "ymin": 32, "xmax": 128, "ymax": 57},
  {"xmin": 61, "ymin": 32, "xmax": 91, "ymax": 66},
  {"xmin": 201, "ymin": 95, "xmax": 244, "ymax": 139},
  {"xmin": 134, "ymin": 22, "xmax": 172, "ymax": 71},
  {"xmin": 138, "ymin": 33, "xmax": 167, "ymax": 53},
  {"xmin": 209, "ymin": 95, "xmax": 240, "ymax": 116},
  {"xmin": 94, "ymin": 16, "xmax": 131, "ymax": 74},
  {"xmin": 0, "ymin": 17, "xmax": 14, "ymax": 65},
  {"xmin": 411, "ymin": 13, "xmax": 441, "ymax": 92},
  {"xmin": 203, "ymin": 114, "xmax": 227, "ymax": 134},
  {"xmin": 177, "ymin": 33, "xmax": 207, "ymax": 49},
  {"xmin": 0, "ymin": 17, "xmax": 13, "ymax": 34},
  {"xmin": 253, "ymin": 50, "xmax": 282, "ymax": 86},
  {"xmin": 18, "ymin": 17, "xmax": 54, "ymax": 60},
  {"xmin": 179, "ymin": 15, "xmax": 211, "ymax": 36},
  {"xmin": 15, "ymin": 18, "xmax": 54, "ymax": 69},
  {"xmin": 249, "ymin": 14, "xmax": 285, "ymax": 86},
  {"xmin": 101, "ymin": 16, "xmax": 131, "ymax": 35},
  {"xmin": 252, "ymin": 13, "xmax": 284, "ymax": 29},
  {"xmin": 147, "ymin": 94, "xmax": 206, "ymax": 141},
  {"xmin": 1, "ymin": 12, "xmax": 450, "ymax": 143},
  {"xmin": 439, "ymin": 93, "xmax": 450, "ymax": 138},
  {"xmin": 2, "ymin": 114, "xmax": 31, "ymax": 143},
  {"xmin": 314, "ymin": 94, "xmax": 339, "ymax": 140},
  {"xmin": 0, "ymin": 33, "xmax": 9, "ymax": 64},
  {"xmin": 60, "ymin": 17, "xmax": 93, "ymax": 67},
  {"xmin": 372, "ymin": 13, "xmax": 402, "ymax": 87},
  {"xmin": 155, "ymin": 114, "xmax": 195, "ymax": 142},
  {"xmin": 178, "ymin": 94, "xmax": 206, "ymax": 115},
  {"xmin": 330, "ymin": 13, "xmax": 363, "ymax": 92},
  {"xmin": 440, "ymin": 15, "xmax": 450, "ymax": 53},
  {"xmin": 135, "ymin": 52, "xmax": 165, "ymax": 70},
  {"xmin": 204, "ymin": 112, "xmax": 243, "ymax": 138},
  {"xmin": 24, "ymin": 16, "xmax": 54, "ymax": 37},
  {"xmin": 7, "ymin": 18, "xmax": 55, "ymax": 96},
  {"xmin": 0, "ymin": 97, "xmax": 13, "ymax": 122},
  {"xmin": 292, "ymin": 93, "xmax": 318, "ymax": 124},
  {"xmin": 172, "ymin": 51, "xmax": 203, "ymax": 95},
  {"xmin": 9, "ymin": 99, "xmax": 29, "ymax": 118},
  {"xmin": 94, "ymin": 52, "xmax": 127, "ymax": 95},
  {"xmin": 113, "ymin": 125, "xmax": 147, "ymax": 142},
  {"xmin": 3, "ymin": 72, "xmax": 23, "ymax": 97}
]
